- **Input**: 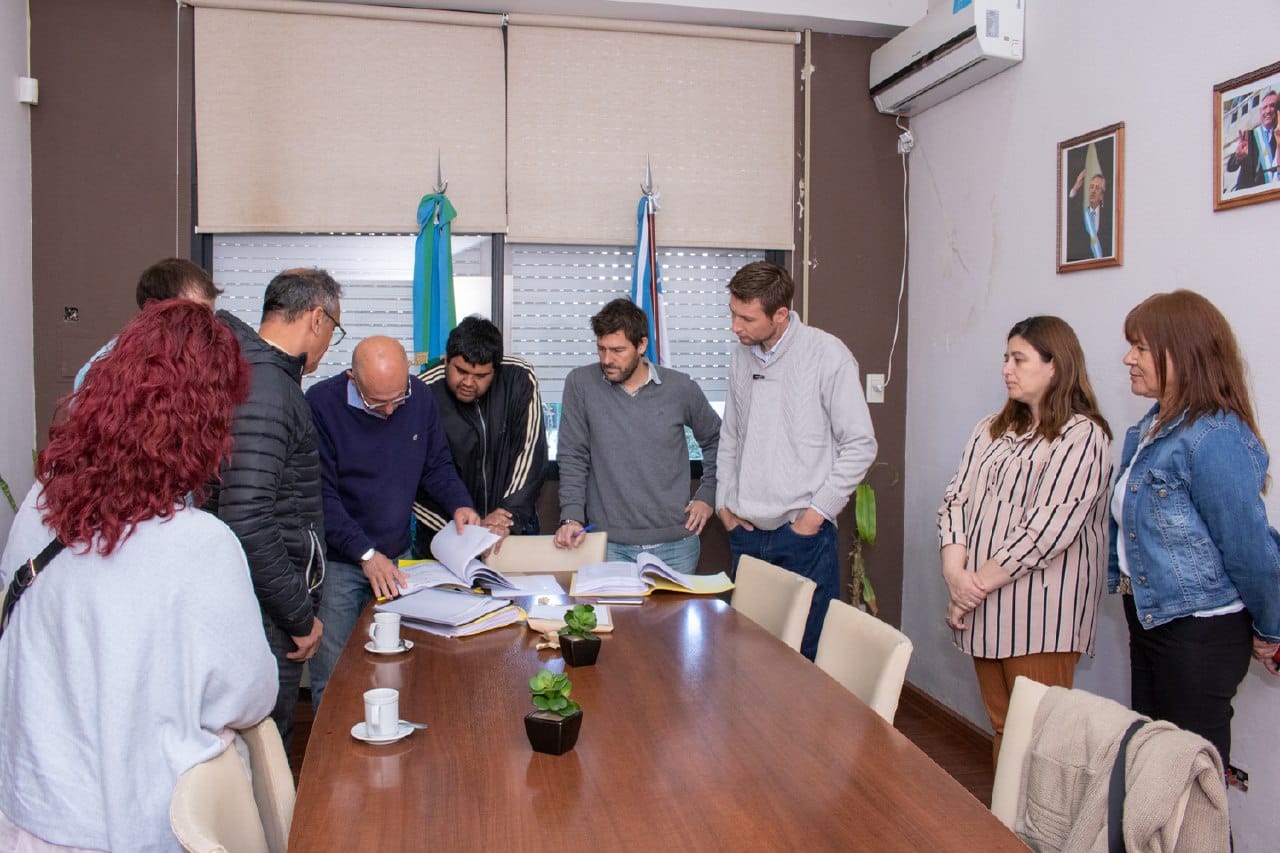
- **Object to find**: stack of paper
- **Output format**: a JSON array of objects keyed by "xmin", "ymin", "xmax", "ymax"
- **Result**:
[
  {"xmin": 569, "ymin": 552, "xmax": 735, "ymax": 597},
  {"xmin": 376, "ymin": 588, "xmax": 521, "ymax": 638}
]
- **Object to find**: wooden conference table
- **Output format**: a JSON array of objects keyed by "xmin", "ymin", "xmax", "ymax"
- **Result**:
[{"xmin": 291, "ymin": 596, "xmax": 1023, "ymax": 851}]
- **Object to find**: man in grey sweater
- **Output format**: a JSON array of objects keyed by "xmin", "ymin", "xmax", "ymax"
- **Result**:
[
  {"xmin": 716, "ymin": 261, "xmax": 877, "ymax": 659},
  {"xmin": 553, "ymin": 299, "xmax": 721, "ymax": 572}
]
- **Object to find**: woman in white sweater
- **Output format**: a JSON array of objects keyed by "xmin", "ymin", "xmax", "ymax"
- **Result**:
[{"xmin": 0, "ymin": 300, "xmax": 278, "ymax": 852}]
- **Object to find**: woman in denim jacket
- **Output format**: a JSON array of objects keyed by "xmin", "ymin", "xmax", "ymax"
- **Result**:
[{"xmin": 1112, "ymin": 290, "xmax": 1280, "ymax": 768}]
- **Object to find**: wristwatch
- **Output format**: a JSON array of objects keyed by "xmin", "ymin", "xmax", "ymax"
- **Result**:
[
  {"xmin": 359, "ymin": 547, "xmax": 376, "ymax": 562},
  {"xmin": 557, "ymin": 519, "xmax": 582, "ymax": 529}
]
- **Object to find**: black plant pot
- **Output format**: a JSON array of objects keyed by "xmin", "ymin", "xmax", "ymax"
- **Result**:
[
  {"xmin": 525, "ymin": 709, "xmax": 583, "ymax": 755},
  {"xmin": 560, "ymin": 633, "xmax": 601, "ymax": 667}
]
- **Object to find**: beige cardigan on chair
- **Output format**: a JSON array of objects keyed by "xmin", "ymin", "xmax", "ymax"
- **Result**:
[{"xmin": 1015, "ymin": 686, "xmax": 1230, "ymax": 852}]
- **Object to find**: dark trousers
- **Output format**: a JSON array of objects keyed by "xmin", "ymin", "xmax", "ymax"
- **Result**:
[
  {"xmin": 1123, "ymin": 595, "xmax": 1252, "ymax": 767},
  {"xmin": 729, "ymin": 520, "xmax": 838, "ymax": 661},
  {"xmin": 262, "ymin": 614, "xmax": 305, "ymax": 751}
]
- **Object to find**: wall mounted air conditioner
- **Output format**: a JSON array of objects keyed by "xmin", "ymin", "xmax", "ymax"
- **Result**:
[{"xmin": 869, "ymin": 0, "xmax": 1024, "ymax": 116}]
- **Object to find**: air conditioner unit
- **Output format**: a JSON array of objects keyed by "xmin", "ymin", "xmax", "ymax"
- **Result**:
[{"xmin": 869, "ymin": 0, "xmax": 1024, "ymax": 116}]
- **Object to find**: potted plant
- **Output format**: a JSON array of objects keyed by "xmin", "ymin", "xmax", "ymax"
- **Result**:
[
  {"xmin": 525, "ymin": 669, "xmax": 583, "ymax": 755},
  {"xmin": 558, "ymin": 604, "xmax": 601, "ymax": 666}
]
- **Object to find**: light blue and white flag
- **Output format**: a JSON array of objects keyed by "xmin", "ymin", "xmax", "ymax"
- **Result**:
[{"xmin": 629, "ymin": 195, "xmax": 669, "ymax": 366}]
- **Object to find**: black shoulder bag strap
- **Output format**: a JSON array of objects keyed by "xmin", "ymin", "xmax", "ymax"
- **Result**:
[
  {"xmin": 1108, "ymin": 718, "xmax": 1148, "ymax": 853},
  {"xmin": 0, "ymin": 539, "xmax": 66, "ymax": 639}
]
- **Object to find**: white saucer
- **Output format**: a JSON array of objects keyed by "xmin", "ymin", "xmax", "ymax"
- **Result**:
[
  {"xmin": 364, "ymin": 639, "xmax": 414, "ymax": 655},
  {"xmin": 350, "ymin": 721, "xmax": 414, "ymax": 744}
]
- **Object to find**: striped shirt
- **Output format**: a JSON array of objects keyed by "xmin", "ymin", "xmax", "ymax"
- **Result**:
[{"xmin": 938, "ymin": 413, "xmax": 1112, "ymax": 659}]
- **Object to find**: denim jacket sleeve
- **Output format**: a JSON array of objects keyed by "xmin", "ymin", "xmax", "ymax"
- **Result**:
[{"xmin": 1188, "ymin": 424, "xmax": 1280, "ymax": 641}]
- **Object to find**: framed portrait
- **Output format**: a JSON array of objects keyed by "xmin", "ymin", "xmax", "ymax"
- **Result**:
[
  {"xmin": 1057, "ymin": 123, "xmax": 1124, "ymax": 273},
  {"xmin": 1214, "ymin": 60, "xmax": 1280, "ymax": 211}
]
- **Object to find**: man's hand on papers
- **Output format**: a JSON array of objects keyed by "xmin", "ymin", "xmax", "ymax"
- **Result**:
[
  {"xmin": 482, "ymin": 508, "xmax": 514, "ymax": 539},
  {"xmin": 287, "ymin": 617, "xmax": 324, "ymax": 662},
  {"xmin": 453, "ymin": 506, "xmax": 483, "ymax": 534},
  {"xmin": 684, "ymin": 500, "xmax": 713, "ymax": 535},
  {"xmin": 363, "ymin": 552, "xmax": 410, "ymax": 600},
  {"xmin": 717, "ymin": 507, "xmax": 754, "ymax": 533}
]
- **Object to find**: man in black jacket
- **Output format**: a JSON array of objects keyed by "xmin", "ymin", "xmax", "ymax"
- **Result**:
[
  {"xmin": 413, "ymin": 316, "xmax": 548, "ymax": 555},
  {"xmin": 206, "ymin": 268, "xmax": 344, "ymax": 746}
]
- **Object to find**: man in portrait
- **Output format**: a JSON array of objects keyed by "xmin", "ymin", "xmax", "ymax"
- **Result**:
[{"xmin": 1225, "ymin": 89, "xmax": 1278, "ymax": 191}]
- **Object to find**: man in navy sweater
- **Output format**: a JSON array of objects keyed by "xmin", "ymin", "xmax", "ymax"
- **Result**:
[{"xmin": 306, "ymin": 336, "xmax": 480, "ymax": 708}]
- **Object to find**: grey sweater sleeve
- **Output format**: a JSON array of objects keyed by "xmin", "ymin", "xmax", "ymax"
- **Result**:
[
  {"xmin": 687, "ymin": 379, "xmax": 721, "ymax": 506},
  {"xmin": 556, "ymin": 368, "xmax": 591, "ymax": 524}
]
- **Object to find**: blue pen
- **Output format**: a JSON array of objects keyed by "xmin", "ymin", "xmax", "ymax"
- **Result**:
[{"xmin": 581, "ymin": 524, "xmax": 596, "ymax": 533}]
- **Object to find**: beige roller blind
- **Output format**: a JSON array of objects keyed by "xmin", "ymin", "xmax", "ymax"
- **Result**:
[
  {"xmin": 507, "ymin": 20, "xmax": 797, "ymax": 249},
  {"xmin": 193, "ymin": 2, "xmax": 506, "ymax": 233}
]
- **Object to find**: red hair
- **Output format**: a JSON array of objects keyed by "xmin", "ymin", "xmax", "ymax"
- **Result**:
[{"xmin": 39, "ymin": 300, "xmax": 250, "ymax": 554}]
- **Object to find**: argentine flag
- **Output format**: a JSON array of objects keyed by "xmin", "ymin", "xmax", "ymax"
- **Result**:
[{"xmin": 630, "ymin": 195, "xmax": 669, "ymax": 366}]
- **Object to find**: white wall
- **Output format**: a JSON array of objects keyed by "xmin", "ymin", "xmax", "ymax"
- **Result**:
[
  {"xmin": 902, "ymin": 1, "xmax": 1280, "ymax": 846},
  {"xmin": 0, "ymin": 0, "xmax": 34, "ymax": 553}
]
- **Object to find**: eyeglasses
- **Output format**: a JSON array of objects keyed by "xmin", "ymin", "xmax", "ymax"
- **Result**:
[
  {"xmin": 356, "ymin": 379, "xmax": 412, "ymax": 413},
  {"xmin": 321, "ymin": 307, "xmax": 347, "ymax": 346}
]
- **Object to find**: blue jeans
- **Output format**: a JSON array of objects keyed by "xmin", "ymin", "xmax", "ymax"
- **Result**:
[
  {"xmin": 309, "ymin": 558, "xmax": 375, "ymax": 710},
  {"xmin": 607, "ymin": 535, "xmax": 700, "ymax": 573},
  {"xmin": 263, "ymin": 614, "xmax": 305, "ymax": 750},
  {"xmin": 728, "ymin": 520, "xmax": 838, "ymax": 660}
]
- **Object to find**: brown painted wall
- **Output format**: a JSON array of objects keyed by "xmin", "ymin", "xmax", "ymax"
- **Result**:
[
  {"xmin": 799, "ymin": 34, "xmax": 908, "ymax": 627},
  {"xmin": 30, "ymin": 0, "xmax": 192, "ymax": 440}
]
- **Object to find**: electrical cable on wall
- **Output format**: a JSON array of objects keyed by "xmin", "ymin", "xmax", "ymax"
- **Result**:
[{"xmin": 882, "ymin": 116, "xmax": 911, "ymax": 390}]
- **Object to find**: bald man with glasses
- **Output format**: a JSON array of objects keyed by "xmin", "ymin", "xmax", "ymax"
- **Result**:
[{"xmin": 305, "ymin": 336, "xmax": 481, "ymax": 709}]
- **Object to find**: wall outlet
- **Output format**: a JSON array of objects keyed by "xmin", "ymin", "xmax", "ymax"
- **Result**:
[{"xmin": 866, "ymin": 373, "xmax": 885, "ymax": 404}]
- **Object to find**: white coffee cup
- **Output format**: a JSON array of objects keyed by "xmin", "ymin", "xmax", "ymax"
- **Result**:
[
  {"xmin": 363, "ymin": 687, "xmax": 399, "ymax": 739},
  {"xmin": 368, "ymin": 612, "xmax": 402, "ymax": 651}
]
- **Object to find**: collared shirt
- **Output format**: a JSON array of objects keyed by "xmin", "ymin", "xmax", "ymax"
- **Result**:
[
  {"xmin": 601, "ymin": 358, "xmax": 661, "ymax": 398},
  {"xmin": 346, "ymin": 378, "xmax": 391, "ymax": 420},
  {"xmin": 751, "ymin": 311, "xmax": 794, "ymax": 365}
]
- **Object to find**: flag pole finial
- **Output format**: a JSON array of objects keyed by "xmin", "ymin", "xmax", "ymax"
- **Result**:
[
  {"xmin": 433, "ymin": 150, "xmax": 448, "ymax": 195},
  {"xmin": 641, "ymin": 154, "xmax": 656, "ymax": 197}
]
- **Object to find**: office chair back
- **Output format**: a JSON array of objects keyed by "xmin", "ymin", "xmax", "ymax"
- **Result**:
[
  {"xmin": 814, "ymin": 599, "xmax": 913, "ymax": 723},
  {"xmin": 482, "ymin": 531, "xmax": 607, "ymax": 574},
  {"xmin": 730, "ymin": 556, "xmax": 816, "ymax": 651},
  {"xmin": 171, "ymin": 717, "xmax": 294, "ymax": 853}
]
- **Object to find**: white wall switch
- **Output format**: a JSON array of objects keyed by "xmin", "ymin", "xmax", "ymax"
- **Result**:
[
  {"xmin": 866, "ymin": 373, "xmax": 885, "ymax": 404},
  {"xmin": 18, "ymin": 77, "xmax": 38, "ymax": 105}
]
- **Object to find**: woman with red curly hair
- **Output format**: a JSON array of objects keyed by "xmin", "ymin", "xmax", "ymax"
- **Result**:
[{"xmin": 0, "ymin": 300, "xmax": 278, "ymax": 852}]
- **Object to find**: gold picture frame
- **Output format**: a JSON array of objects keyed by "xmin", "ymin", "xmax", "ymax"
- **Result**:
[
  {"xmin": 1057, "ymin": 122, "xmax": 1124, "ymax": 274},
  {"xmin": 1214, "ymin": 60, "xmax": 1280, "ymax": 211}
]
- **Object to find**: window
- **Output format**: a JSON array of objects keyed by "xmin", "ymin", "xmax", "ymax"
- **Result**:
[
  {"xmin": 212, "ymin": 234, "xmax": 492, "ymax": 387},
  {"xmin": 508, "ymin": 243, "xmax": 763, "ymax": 458},
  {"xmin": 212, "ymin": 234, "xmax": 762, "ymax": 459}
]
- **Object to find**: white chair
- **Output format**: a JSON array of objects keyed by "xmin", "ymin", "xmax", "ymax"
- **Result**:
[
  {"xmin": 239, "ymin": 717, "xmax": 295, "ymax": 853},
  {"xmin": 729, "ymin": 556, "xmax": 816, "ymax": 651},
  {"xmin": 813, "ymin": 599, "xmax": 913, "ymax": 724},
  {"xmin": 170, "ymin": 718, "xmax": 295, "ymax": 853},
  {"xmin": 482, "ymin": 531, "xmax": 607, "ymax": 574},
  {"xmin": 170, "ymin": 744, "xmax": 269, "ymax": 853},
  {"xmin": 989, "ymin": 675, "xmax": 1050, "ymax": 827}
]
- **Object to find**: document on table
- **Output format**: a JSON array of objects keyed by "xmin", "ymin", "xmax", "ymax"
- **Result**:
[
  {"xmin": 376, "ymin": 587, "xmax": 522, "ymax": 638},
  {"xmin": 569, "ymin": 552, "xmax": 734, "ymax": 597},
  {"xmin": 487, "ymin": 575, "xmax": 566, "ymax": 598}
]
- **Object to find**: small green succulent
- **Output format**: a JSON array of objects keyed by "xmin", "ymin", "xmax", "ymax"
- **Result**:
[{"xmin": 529, "ymin": 669, "xmax": 579, "ymax": 717}]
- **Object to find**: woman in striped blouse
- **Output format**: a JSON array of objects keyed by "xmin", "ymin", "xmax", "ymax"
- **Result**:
[{"xmin": 938, "ymin": 315, "xmax": 1113, "ymax": 768}]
